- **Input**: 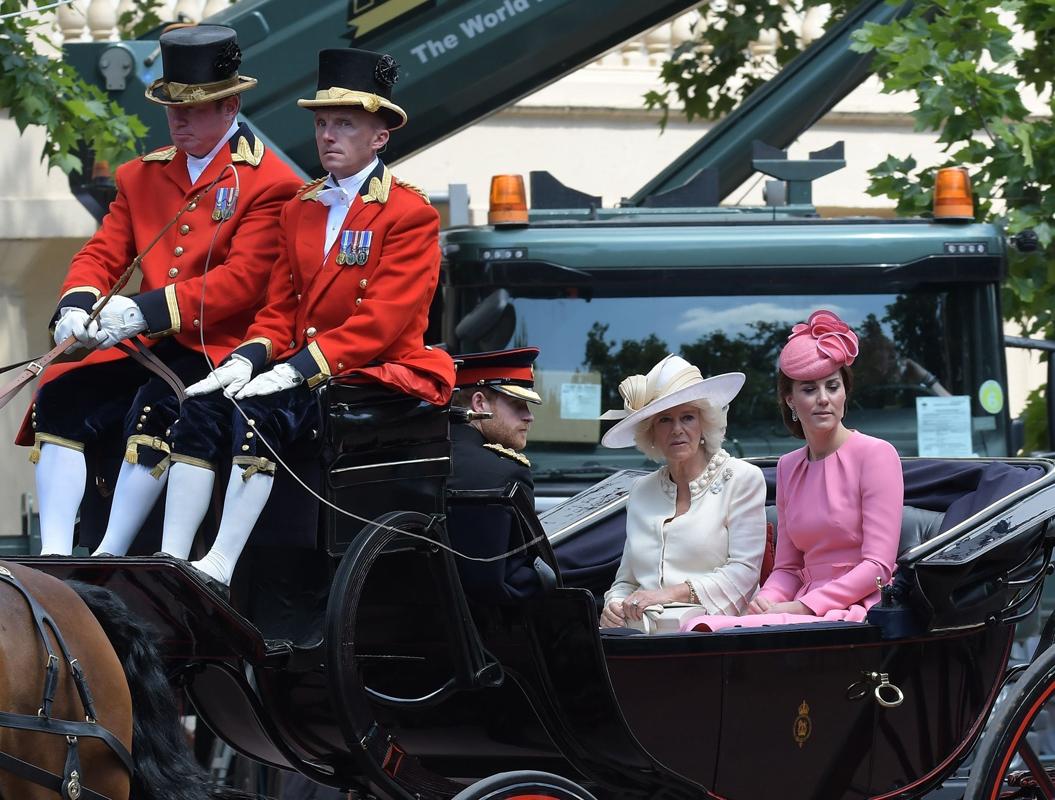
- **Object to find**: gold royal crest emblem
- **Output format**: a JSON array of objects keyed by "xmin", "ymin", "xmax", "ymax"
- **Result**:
[{"xmin": 793, "ymin": 700, "xmax": 812, "ymax": 748}]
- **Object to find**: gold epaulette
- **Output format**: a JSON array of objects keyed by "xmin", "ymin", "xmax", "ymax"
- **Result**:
[
  {"xmin": 395, "ymin": 177, "xmax": 431, "ymax": 205},
  {"xmin": 483, "ymin": 442, "xmax": 531, "ymax": 467},
  {"xmin": 298, "ymin": 176, "xmax": 328, "ymax": 201},
  {"xmin": 142, "ymin": 145, "xmax": 178, "ymax": 162}
]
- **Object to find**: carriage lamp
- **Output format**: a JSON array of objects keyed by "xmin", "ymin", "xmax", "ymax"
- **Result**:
[
  {"xmin": 933, "ymin": 167, "xmax": 974, "ymax": 221},
  {"xmin": 488, "ymin": 174, "xmax": 529, "ymax": 226}
]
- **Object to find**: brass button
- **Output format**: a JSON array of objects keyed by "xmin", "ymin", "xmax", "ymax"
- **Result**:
[
  {"xmin": 193, "ymin": 319, "xmax": 200, "ymax": 328},
  {"xmin": 136, "ymin": 423, "xmax": 143, "ymax": 431},
  {"xmin": 241, "ymin": 444, "xmax": 250, "ymax": 452},
  {"xmin": 338, "ymin": 361, "xmax": 345, "ymax": 369},
  {"xmin": 296, "ymin": 293, "xmax": 302, "ymax": 301},
  {"xmin": 248, "ymin": 419, "xmax": 256, "ymax": 426},
  {"xmin": 179, "ymin": 224, "xmax": 190, "ymax": 235},
  {"xmin": 31, "ymin": 421, "xmax": 36, "ymax": 428},
  {"xmin": 165, "ymin": 428, "xmax": 171, "ymax": 436},
  {"xmin": 174, "ymin": 246, "xmax": 184, "ymax": 257},
  {"xmin": 246, "ymin": 431, "xmax": 254, "ymax": 439},
  {"xmin": 168, "ymin": 267, "xmax": 179, "ymax": 278},
  {"xmin": 187, "ymin": 202, "xmax": 197, "ymax": 211},
  {"xmin": 143, "ymin": 406, "xmax": 151, "ymax": 412},
  {"xmin": 355, "ymin": 298, "xmax": 362, "ymax": 306},
  {"xmin": 359, "ymin": 279, "xmax": 367, "ymax": 289},
  {"xmin": 306, "ymin": 326, "xmax": 317, "ymax": 337},
  {"xmin": 139, "ymin": 415, "xmax": 147, "ymax": 422}
]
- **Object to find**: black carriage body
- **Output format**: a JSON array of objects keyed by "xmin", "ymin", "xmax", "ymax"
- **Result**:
[{"xmin": 12, "ymin": 406, "xmax": 1055, "ymax": 799}]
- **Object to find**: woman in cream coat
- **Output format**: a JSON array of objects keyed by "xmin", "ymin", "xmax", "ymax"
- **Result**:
[{"xmin": 599, "ymin": 355, "xmax": 767, "ymax": 634}]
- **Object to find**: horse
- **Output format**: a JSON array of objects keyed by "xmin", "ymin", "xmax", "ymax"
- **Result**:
[{"xmin": 0, "ymin": 560, "xmax": 239, "ymax": 800}]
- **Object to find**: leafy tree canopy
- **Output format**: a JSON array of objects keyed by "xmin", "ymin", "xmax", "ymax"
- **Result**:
[
  {"xmin": 0, "ymin": 0, "xmax": 161, "ymax": 175},
  {"xmin": 648, "ymin": 0, "xmax": 1055, "ymax": 449}
]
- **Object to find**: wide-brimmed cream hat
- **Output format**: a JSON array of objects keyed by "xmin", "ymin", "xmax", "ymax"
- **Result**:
[{"xmin": 600, "ymin": 355, "xmax": 745, "ymax": 449}]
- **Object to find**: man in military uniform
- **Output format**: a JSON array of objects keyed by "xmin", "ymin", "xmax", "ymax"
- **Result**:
[
  {"xmin": 102, "ymin": 47, "xmax": 455, "ymax": 593},
  {"xmin": 448, "ymin": 347, "xmax": 541, "ymax": 508},
  {"xmin": 22, "ymin": 25, "xmax": 301, "ymax": 556}
]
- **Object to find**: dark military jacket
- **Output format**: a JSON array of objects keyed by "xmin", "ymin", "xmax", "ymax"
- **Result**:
[{"xmin": 449, "ymin": 423, "xmax": 534, "ymax": 506}]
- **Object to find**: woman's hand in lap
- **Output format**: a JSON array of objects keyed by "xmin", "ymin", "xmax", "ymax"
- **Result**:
[
  {"xmin": 600, "ymin": 600, "xmax": 627, "ymax": 628},
  {"xmin": 747, "ymin": 595, "xmax": 773, "ymax": 614}
]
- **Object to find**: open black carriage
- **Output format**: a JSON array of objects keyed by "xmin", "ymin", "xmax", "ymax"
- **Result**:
[{"xmin": 12, "ymin": 380, "xmax": 1055, "ymax": 800}]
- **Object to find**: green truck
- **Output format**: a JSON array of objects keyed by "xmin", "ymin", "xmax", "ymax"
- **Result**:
[{"xmin": 58, "ymin": 0, "xmax": 1045, "ymax": 515}]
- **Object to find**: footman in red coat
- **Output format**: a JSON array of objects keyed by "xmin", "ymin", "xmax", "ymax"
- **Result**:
[
  {"xmin": 96, "ymin": 48, "xmax": 455, "ymax": 591},
  {"xmin": 24, "ymin": 25, "xmax": 301, "ymax": 556}
]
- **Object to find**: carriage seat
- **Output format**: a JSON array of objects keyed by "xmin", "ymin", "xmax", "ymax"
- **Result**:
[{"xmin": 762, "ymin": 504, "xmax": 945, "ymax": 560}]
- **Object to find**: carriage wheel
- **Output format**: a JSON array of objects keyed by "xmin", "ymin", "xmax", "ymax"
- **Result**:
[
  {"xmin": 966, "ymin": 644, "xmax": 1055, "ymax": 800},
  {"xmin": 451, "ymin": 770, "xmax": 597, "ymax": 800}
]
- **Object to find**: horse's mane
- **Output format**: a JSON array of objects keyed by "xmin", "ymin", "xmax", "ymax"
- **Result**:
[{"xmin": 67, "ymin": 580, "xmax": 249, "ymax": 800}]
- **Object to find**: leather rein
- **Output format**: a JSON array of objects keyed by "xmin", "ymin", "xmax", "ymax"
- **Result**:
[
  {"xmin": 0, "ymin": 566, "xmax": 133, "ymax": 800},
  {"xmin": 0, "ymin": 165, "xmax": 237, "ymax": 413}
]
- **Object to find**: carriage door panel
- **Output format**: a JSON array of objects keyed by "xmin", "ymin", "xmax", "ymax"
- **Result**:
[
  {"xmin": 866, "ymin": 626, "xmax": 1013, "ymax": 796},
  {"xmin": 713, "ymin": 638, "xmax": 876, "ymax": 800},
  {"xmin": 605, "ymin": 652, "xmax": 723, "ymax": 788}
]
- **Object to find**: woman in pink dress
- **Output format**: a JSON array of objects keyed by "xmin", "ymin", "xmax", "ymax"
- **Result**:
[{"xmin": 681, "ymin": 310, "xmax": 903, "ymax": 632}]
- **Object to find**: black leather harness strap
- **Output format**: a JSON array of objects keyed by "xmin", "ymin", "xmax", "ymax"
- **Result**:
[
  {"xmin": 0, "ymin": 751, "xmax": 112, "ymax": 800},
  {"xmin": 0, "ymin": 566, "xmax": 133, "ymax": 799}
]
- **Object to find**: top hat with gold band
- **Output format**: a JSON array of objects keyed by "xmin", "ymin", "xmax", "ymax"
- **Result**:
[
  {"xmin": 145, "ymin": 25, "xmax": 257, "ymax": 106},
  {"xmin": 297, "ymin": 49, "xmax": 408, "ymax": 130},
  {"xmin": 456, "ymin": 347, "xmax": 542, "ymax": 405}
]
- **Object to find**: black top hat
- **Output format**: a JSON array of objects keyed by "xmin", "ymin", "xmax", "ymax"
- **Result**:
[
  {"xmin": 145, "ymin": 25, "xmax": 257, "ymax": 106},
  {"xmin": 297, "ymin": 49, "xmax": 407, "ymax": 130},
  {"xmin": 455, "ymin": 347, "xmax": 542, "ymax": 404}
]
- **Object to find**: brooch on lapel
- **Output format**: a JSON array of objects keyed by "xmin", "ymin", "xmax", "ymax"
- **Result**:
[{"xmin": 337, "ymin": 230, "xmax": 372, "ymax": 266}]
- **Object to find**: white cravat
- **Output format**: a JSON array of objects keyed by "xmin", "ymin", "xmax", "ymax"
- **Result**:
[
  {"xmin": 321, "ymin": 157, "xmax": 379, "ymax": 255},
  {"xmin": 186, "ymin": 120, "xmax": 240, "ymax": 185}
]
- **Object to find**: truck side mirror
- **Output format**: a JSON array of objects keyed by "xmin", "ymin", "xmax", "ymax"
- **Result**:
[{"xmin": 455, "ymin": 289, "xmax": 516, "ymax": 351}]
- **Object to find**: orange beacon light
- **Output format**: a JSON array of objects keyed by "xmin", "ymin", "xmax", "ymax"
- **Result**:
[
  {"xmin": 933, "ymin": 167, "xmax": 974, "ymax": 221},
  {"xmin": 488, "ymin": 174, "xmax": 529, "ymax": 226}
]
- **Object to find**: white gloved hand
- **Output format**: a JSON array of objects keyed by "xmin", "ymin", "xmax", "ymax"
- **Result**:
[
  {"xmin": 94, "ymin": 295, "xmax": 147, "ymax": 350},
  {"xmin": 53, "ymin": 307, "xmax": 105, "ymax": 353},
  {"xmin": 185, "ymin": 354, "xmax": 254, "ymax": 398},
  {"xmin": 235, "ymin": 363, "xmax": 304, "ymax": 399}
]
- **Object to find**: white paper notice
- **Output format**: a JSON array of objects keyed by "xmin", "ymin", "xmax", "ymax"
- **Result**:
[
  {"xmin": 560, "ymin": 383, "xmax": 601, "ymax": 420},
  {"xmin": 916, "ymin": 396, "xmax": 972, "ymax": 456}
]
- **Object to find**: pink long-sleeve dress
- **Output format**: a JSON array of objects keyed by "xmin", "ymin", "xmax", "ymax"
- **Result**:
[{"xmin": 680, "ymin": 431, "xmax": 903, "ymax": 632}]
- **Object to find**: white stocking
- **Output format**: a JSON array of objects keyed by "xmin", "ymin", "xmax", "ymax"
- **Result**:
[
  {"xmin": 191, "ymin": 466, "xmax": 274, "ymax": 586},
  {"xmin": 94, "ymin": 461, "xmax": 167, "ymax": 556},
  {"xmin": 36, "ymin": 443, "xmax": 86, "ymax": 555},
  {"xmin": 160, "ymin": 462, "xmax": 215, "ymax": 559}
]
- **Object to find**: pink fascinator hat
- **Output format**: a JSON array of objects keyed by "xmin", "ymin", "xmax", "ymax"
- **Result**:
[{"xmin": 778, "ymin": 309, "xmax": 859, "ymax": 381}]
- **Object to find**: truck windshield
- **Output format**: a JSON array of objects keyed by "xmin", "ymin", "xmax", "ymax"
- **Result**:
[{"xmin": 452, "ymin": 285, "xmax": 1009, "ymax": 480}]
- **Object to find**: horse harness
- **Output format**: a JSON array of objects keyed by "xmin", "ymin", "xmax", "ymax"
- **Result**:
[{"xmin": 0, "ymin": 567, "xmax": 133, "ymax": 800}]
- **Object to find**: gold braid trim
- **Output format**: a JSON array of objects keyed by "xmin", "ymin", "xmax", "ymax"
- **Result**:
[
  {"xmin": 29, "ymin": 433, "xmax": 85, "ymax": 464},
  {"xmin": 124, "ymin": 434, "xmax": 170, "ymax": 466},
  {"xmin": 394, "ymin": 177, "xmax": 431, "ymax": 205},
  {"xmin": 233, "ymin": 455, "xmax": 276, "ymax": 480},
  {"xmin": 482, "ymin": 442, "xmax": 531, "ymax": 467},
  {"xmin": 171, "ymin": 453, "xmax": 217, "ymax": 472}
]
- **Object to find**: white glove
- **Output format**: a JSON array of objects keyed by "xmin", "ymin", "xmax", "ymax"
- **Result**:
[
  {"xmin": 93, "ymin": 295, "xmax": 147, "ymax": 350},
  {"xmin": 185, "ymin": 354, "xmax": 254, "ymax": 398},
  {"xmin": 235, "ymin": 363, "xmax": 304, "ymax": 399},
  {"xmin": 53, "ymin": 307, "xmax": 105, "ymax": 353}
]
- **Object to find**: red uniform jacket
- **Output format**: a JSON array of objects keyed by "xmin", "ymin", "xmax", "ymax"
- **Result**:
[
  {"xmin": 15, "ymin": 125, "xmax": 301, "ymax": 445},
  {"xmin": 229, "ymin": 162, "xmax": 454, "ymax": 405}
]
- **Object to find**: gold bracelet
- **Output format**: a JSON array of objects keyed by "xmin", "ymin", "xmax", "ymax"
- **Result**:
[{"xmin": 685, "ymin": 580, "xmax": 700, "ymax": 604}]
